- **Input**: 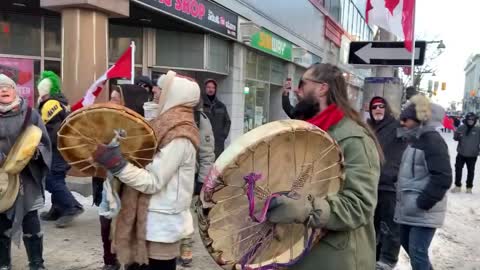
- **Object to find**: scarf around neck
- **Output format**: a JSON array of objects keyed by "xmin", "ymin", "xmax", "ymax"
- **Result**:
[
  {"xmin": 0, "ymin": 96, "xmax": 21, "ymax": 114},
  {"xmin": 113, "ymin": 105, "xmax": 199, "ymax": 266},
  {"xmin": 306, "ymin": 104, "xmax": 345, "ymax": 131}
]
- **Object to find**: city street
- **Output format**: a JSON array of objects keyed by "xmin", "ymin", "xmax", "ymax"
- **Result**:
[{"xmin": 10, "ymin": 132, "xmax": 480, "ymax": 270}]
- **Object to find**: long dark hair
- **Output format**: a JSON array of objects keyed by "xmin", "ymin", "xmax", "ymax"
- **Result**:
[{"xmin": 308, "ymin": 63, "xmax": 384, "ymax": 161}]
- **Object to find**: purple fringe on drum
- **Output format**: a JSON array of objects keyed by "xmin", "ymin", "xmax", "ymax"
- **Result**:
[{"xmin": 240, "ymin": 173, "xmax": 317, "ymax": 270}]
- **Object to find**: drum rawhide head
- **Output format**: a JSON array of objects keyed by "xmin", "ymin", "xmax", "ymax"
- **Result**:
[
  {"xmin": 57, "ymin": 103, "xmax": 158, "ymax": 177},
  {"xmin": 198, "ymin": 119, "xmax": 344, "ymax": 270}
]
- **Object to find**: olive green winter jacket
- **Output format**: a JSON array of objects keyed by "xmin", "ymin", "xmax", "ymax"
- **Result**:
[{"xmin": 294, "ymin": 118, "xmax": 380, "ymax": 270}]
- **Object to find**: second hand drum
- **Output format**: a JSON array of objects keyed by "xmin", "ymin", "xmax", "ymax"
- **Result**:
[{"xmin": 56, "ymin": 103, "xmax": 158, "ymax": 178}]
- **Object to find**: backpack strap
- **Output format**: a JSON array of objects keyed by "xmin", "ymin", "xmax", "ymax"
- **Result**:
[{"xmin": 21, "ymin": 107, "xmax": 32, "ymax": 132}]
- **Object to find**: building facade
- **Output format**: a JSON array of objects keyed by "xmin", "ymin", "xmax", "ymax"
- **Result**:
[
  {"xmin": 0, "ymin": 0, "xmax": 372, "ymax": 142},
  {"xmin": 464, "ymin": 55, "xmax": 480, "ymax": 113}
]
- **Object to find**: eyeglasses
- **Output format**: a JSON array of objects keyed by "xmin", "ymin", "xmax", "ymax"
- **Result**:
[
  {"xmin": 371, "ymin": 104, "xmax": 386, "ymax": 110},
  {"xmin": 0, "ymin": 85, "xmax": 13, "ymax": 91},
  {"xmin": 298, "ymin": 78, "xmax": 325, "ymax": 89}
]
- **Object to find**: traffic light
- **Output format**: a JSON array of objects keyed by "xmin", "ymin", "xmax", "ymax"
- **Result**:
[
  {"xmin": 441, "ymin": 82, "xmax": 446, "ymax": 91},
  {"xmin": 433, "ymin": 90, "xmax": 437, "ymax": 96}
]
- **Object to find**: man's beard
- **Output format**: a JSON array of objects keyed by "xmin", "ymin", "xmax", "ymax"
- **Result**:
[
  {"xmin": 373, "ymin": 114, "xmax": 384, "ymax": 121},
  {"xmin": 292, "ymin": 96, "xmax": 319, "ymax": 120}
]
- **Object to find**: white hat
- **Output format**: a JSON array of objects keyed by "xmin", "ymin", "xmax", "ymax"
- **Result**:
[{"xmin": 0, "ymin": 74, "xmax": 16, "ymax": 90}]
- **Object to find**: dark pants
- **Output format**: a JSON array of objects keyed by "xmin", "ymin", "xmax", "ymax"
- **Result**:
[
  {"xmin": 0, "ymin": 210, "xmax": 41, "ymax": 236},
  {"xmin": 399, "ymin": 225, "xmax": 436, "ymax": 270},
  {"xmin": 148, "ymin": 259, "xmax": 176, "ymax": 270},
  {"xmin": 100, "ymin": 216, "xmax": 117, "ymax": 266},
  {"xmin": 455, "ymin": 154, "xmax": 477, "ymax": 188},
  {"xmin": 374, "ymin": 191, "xmax": 401, "ymax": 266},
  {"xmin": 45, "ymin": 170, "xmax": 82, "ymax": 215}
]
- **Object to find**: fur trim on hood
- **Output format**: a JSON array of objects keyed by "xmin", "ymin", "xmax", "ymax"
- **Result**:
[{"xmin": 410, "ymin": 94, "xmax": 432, "ymax": 122}]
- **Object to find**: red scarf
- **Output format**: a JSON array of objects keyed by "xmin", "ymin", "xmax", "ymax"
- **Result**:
[{"xmin": 306, "ymin": 104, "xmax": 344, "ymax": 131}]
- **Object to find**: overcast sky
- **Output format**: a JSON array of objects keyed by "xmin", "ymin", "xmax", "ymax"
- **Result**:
[{"xmin": 414, "ymin": 0, "xmax": 477, "ymax": 107}]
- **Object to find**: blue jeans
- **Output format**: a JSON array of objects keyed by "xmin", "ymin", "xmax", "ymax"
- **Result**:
[
  {"xmin": 45, "ymin": 170, "xmax": 82, "ymax": 215},
  {"xmin": 399, "ymin": 225, "xmax": 436, "ymax": 270}
]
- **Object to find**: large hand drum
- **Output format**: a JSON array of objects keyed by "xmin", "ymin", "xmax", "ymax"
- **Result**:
[
  {"xmin": 57, "ymin": 103, "xmax": 157, "ymax": 177},
  {"xmin": 199, "ymin": 120, "xmax": 344, "ymax": 270}
]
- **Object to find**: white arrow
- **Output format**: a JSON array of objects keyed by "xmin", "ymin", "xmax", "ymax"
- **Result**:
[{"xmin": 355, "ymin": 43, "xmax": 421, "ymax": 64}]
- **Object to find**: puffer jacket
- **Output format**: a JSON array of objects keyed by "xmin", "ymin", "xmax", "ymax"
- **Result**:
[
  {"xmin": 395, "ymin": 100, "xmax": 452, "ymax": 228},
  {"xmin": 454, "ymin": 124, "xmax": 480, "ymax": 157},
  {"xmin": 38, "ymin": 94, "xmax": 70, "ymax": 172}
]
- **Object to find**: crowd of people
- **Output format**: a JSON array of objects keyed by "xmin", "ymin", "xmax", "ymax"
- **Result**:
[{"xmin": 0, "ymin": 62, "xmax": 473, "ymax": 270}]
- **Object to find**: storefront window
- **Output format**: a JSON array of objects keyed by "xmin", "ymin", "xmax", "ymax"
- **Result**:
[
  {"xmin": 257, "ymin": 54, "xmax": 271, "ymax": 82},
  {"xmin": 246, "ymin": 50, "xmax": 257, "ymax": 79},
  {"xmin": 243, "ymin": 49, "xmax": 289, "ymax": 132},
  {"xmin": 207, "ymin": 35, "xmax": 229, "ymax": 74},
  {"xmin": 44, "ymin": 17, "xmax": 61, "ymax": 58},
  {"xmin": 0, "ymin": 13, "xmax": 41, "ymax": 56},
  {"xmin": 109, "ymin": 24, "xmax": 143, "ymax": 64},
  {"xmin": 244, "ymin": 80, "xmax": 270, "ymax": 132},
  {"xmin": 156, "ymin": 29, "xmax": 203, "ymax": 69},
  {"xmin": 44, "ymin": 60, "xmax": 61, "ymax": 77},
  {"xmin": 270, "ymin": 59, "xmax": 286, "ymax": 86}
]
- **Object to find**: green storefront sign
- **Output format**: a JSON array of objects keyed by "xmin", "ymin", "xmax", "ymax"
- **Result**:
[{"xmin": 250, "ymin": 29, "xmax": 292, "ymax": 61}]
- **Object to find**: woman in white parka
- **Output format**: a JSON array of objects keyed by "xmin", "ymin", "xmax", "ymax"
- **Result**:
[{"xmin": 93, "ymin": 71, "xmax": 200, "ymax": 270}]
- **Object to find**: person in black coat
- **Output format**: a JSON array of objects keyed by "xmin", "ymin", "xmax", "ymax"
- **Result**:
[
  {"xmin": 202, "ymin": 79, "xmax": 231, "ymax": 158},
  {"xmin": 368, "ymin": 97, "xmax": 407, "ymax": 270}
]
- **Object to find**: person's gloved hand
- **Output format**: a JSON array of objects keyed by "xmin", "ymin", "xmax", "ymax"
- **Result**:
[
  {"xmin": 267, "ymin": 194, "xmax": 313, "ymax": 224},
  {"xmin": 93, "ymin": 144, "xmax": 127, "ymax": 175},
  {"xmin": 416, "ymin": 195, "xmax": 435, "ymax": 211}
]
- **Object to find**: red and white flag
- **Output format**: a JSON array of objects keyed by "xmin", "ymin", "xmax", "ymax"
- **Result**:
[
  {"xmin": 366, "ymin": 0, "xmax": 415, "ymax": 52},
  {"xmin": 71, "ymin": 44, "xmax": 134, "ymax": 111}
]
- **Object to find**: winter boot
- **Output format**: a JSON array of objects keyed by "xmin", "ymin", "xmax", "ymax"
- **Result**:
[
  {"xmin": 0, "ymin": 235, "xmax": 11, "ymax": 270},
  {"xmin": 55, "ymin": 206, "xmax": 84, "ymax": 228},
  {"xmin": 23, "ymin": 234, "xmax": 46, "ymax": 270},
  {"xmin": 451, "ymin": 186, "xmax": 461, "ymax": 193},
  {"xmin": 40, "ymin": 206, "xmax": 60, "ymax": 221},
  {"xmin": 376, "ymin": 261, "xmax": 394, "ymax": 270},
  {"xmin": 179, "ymin": 239, "xmax": 193, "ymax": 267},
  {"xmin": 466, "ymin": 188, "xmax": 473, "ymax": 194},
  {"xmin": 102, "ymin": 264, "xmax": 120, "ymax": 270}
]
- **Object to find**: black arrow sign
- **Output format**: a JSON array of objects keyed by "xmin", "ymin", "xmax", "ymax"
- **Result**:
[{"xmin": 348, "ymin": 41, "xmax": 426, "ymax": 66}]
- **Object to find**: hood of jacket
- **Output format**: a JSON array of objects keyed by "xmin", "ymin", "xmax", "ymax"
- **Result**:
[
  {"xmin": 203, "ymin": 78, "xmax": 219, "ymax": 105},
  {"xmin": 367, "ymin": 96, "xmax": 396, "ymax": 130},
  {"xmin": 156, "ymin": 71, "xmax": 200, "ymax": 115}
]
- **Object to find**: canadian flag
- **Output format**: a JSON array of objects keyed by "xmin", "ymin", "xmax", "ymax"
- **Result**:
[
  {"xmin": 366, "ymin": 0, "xmax": 415, "ymax": 52},
  {"xmin": 71, "ymin": 44, "xmax": 134, "ymax": 111}
]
